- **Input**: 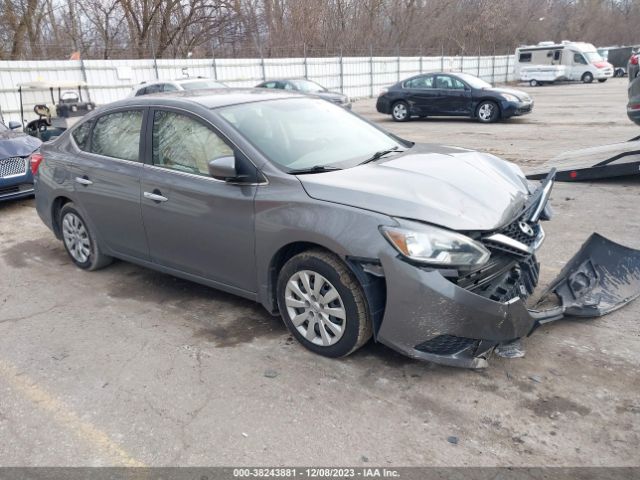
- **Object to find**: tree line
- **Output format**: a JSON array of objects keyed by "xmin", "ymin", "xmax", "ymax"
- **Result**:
[{"xmin": 1, "ymin": 0, "xmax": 639, "ymax": 60}]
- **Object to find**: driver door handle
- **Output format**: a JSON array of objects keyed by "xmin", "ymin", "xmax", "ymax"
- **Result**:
[
  {"xmin": 143, "ymin": 191, "xmax": 168, "ymax": 203},
  {"xmin": 75, "ymin": 176, "xmax": 93, "ymax": 186}
]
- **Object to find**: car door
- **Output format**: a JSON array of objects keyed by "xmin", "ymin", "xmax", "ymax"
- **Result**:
[
  {"xmin": 71, "ymin": 108, "xmax": 149, "ymax": 260},
  {"xmin": 403, "ymin": 75, "xmax": 437, "ymax": 115},
  {"xmin": 571, "ymin": 52, "xmax": 588, "ymax": 80},
  {"xmin": 433, "ymin": 75, "xmax": 473, "ymax": 115},
  {"xmin": 140, "ymin": 108, "xmax": 258, "ymax": 293}
]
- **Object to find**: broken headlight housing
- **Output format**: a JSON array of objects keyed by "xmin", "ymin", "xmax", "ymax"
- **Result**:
[{"xmin": 381, "ymin": 221, "xmax": 490, "ymax": 268}]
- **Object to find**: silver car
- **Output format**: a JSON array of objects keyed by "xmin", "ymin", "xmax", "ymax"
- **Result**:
[{"xmin": 34, "ymin": 89, "xmax": 640, "ymax": 368}]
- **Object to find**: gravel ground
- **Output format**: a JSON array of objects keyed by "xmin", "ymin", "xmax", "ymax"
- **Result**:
[{"xmin": 0, "ymin": 78, "xmax": 638, "ymax": 467}]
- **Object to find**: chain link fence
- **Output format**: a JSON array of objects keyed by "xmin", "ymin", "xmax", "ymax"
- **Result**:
[{"xmin": 0, "ymin": 53, "xmax": 516, "ymax": 123}]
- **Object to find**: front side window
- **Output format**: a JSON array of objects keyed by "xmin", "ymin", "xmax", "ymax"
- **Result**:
[
  {"xmin": 574, "ymin": 53, "xmax": 587, "ymax": 65},
  {"xmin": 219, "ymin": 98, "xmax": 404, "ymax": 171},
  {"xmin": 152, "ymin": 110, "xmax": 233, "ymax": 176},
  {"xmin": 162, "ymin": 84, "xmax": 179, "ymax": 92},
  {"xmin": 91, "ymin": 111, "xmax": 142, "ymax": 161},
  {"xmin": 436, "ymin": 76, "xmax": 465, "ymax": 90},
  {"xmin": 72, "ymin": 121, "xmax": 93, "ymax": 151}
]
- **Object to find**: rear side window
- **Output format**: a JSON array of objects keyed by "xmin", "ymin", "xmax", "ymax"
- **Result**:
[
  {"xmin": 152, "ymin": 110, "xmax": 233, "ymax": 176},
  {"xmin": 404, "ymin": 76, "xmax": 433, "ymax": 89},
  {"xmin": 90, "ymin": 111, "xmax": 142, "ymax": 162},
  {"xmin": 261, "ymin": 82, "xmax": 278, "ymax": 89},
  {"xmin": 72, "ymin": 121, "xmax": 92, "ymax": 151},
  {"xmin": 519, "ymin": 53, "xmax": 532, "ymax": 63},
  {"xmin": 135, "ymin": 87, "xmax": 148, "ymax": 96}
]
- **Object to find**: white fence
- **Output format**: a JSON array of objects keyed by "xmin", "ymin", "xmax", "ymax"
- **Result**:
[{"xmin": 0, "ymin": 54, "xmax": 516, "ymax": 123}]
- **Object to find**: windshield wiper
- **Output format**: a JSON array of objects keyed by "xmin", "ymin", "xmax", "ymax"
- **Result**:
[
  {"xmin": 359, "ymin": 146, "xmax": 403, "ymax": 165},
  {"xmin": 288, "ymin": 165, "xmax": 342, "ymax": 175}
]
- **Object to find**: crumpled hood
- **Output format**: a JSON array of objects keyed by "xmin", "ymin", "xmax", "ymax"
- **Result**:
[
  {"xmin": 487, "ymin": 87, "xmax": 531, "ymax": 102},
  {"xmin": 298, "ymin": 144, "xmax": 530, "ymax": 231},
  {"xmin": 0, "ymin": 130, "xmax": 41, "ymax": 159}
]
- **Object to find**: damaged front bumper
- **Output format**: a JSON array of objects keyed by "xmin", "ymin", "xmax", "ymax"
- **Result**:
[{"xmin": 374, "ymin": 173, "xmax": 640, "ymax": 368}]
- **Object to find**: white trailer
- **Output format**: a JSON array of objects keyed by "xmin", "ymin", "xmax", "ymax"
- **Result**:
[{"xmin": 515, "ymin": 41, "xmax": 613, "ymax": 86}]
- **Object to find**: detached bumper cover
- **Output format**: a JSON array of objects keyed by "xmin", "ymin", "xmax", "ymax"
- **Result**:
[
  {"xmin": 373, "ymin": 171, "xmax": 640, "ymax": 368},
  {"xmin": 376, "ymin": 233, "xmax": 640, "ymax": 368}
]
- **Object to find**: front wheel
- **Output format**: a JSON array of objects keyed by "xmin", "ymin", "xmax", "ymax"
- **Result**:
[
  {"xmin": 60, "ymin": 203, "xmax": 112, "ymax": 271},
  {"xmin": 582, "ymin": 72, "xmax": 594, "ymax": 83},
  {"xmin": 391, "ymin": 101, "xmax": 410, "ymax": 122},
  {"xmin": 476, "ymin": 101, "xmax": 500, "ymax": 123},
  {"xmin": 598, "ymin": 78, "xmax": 607, "ymax": 83},
  {"xmin": 277, "ymin": 250, "xmax": 372, "ymax": 358}
]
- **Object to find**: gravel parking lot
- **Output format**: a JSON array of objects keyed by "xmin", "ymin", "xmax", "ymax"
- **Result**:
[{"xmin": 0, "ymin": 78, "xmax": 638, "ymax": 467}]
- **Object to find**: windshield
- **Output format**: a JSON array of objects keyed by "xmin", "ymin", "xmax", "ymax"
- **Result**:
[
  {"xmin": 181, "ymin": 80, "xmax": 226, "ymax": 90},
  {"xmin": 584, "ymin": 51, "xmax": 603, "ymax": 62},
  {"xmin": 290, "ymin": 79, "xmax": 326, "ymax": 93},
  {"xmin": 455, "ymin": 73, "xmax": 492, "ymax": 89},
  {"xmin": 219, "ymin": 98, "xmax": 404, "ymax": 171}
]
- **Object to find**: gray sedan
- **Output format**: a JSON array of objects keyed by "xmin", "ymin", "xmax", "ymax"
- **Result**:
[{"xmin": 34, "ymin": 88, "xmax": 632, "ymax": 368}]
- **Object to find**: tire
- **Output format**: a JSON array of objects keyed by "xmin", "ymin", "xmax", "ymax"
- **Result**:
[
  {"xmin": 582, "ymin": 72, "xmax": 594, "ymax": 83},
  {"xmin": 529, "ymin": 79, "xmax": 539, "ymax": 87},
  {"xmin": 59, "ymin": 203, "xmax": 112, "ymax": 271},
  {"xmin": 391, "ymin": 101, "xmax": 410, "ymax": 122},
  {"xmin": 276, "ymin": 249, "xmax": 372, "ymax": 358},
  {"xmin": 476, "ymin": 100, "xmax": 500, "ymax": 123},
  {"xmin": 598, "ymin": 78, "xmax": 607, "ymax": 83}
]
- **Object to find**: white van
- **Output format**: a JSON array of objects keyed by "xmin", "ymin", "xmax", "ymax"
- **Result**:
[{"xmin": 515, "ymin": 41, "xmax": 614, "ymax": 86}]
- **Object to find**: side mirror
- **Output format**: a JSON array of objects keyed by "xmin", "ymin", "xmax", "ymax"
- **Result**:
[
  {"xmin": 8, "ymin": 121, "xmax": 21, "ymax": 130},
  {"xmin": 208, "ymin": 155, "xmax": 237, "ymax": 181}
]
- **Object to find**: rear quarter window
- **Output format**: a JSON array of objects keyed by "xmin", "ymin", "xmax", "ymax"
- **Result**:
[{"xmin": 71, "ymin": 121, "xmax": 92, "ymax": 151}]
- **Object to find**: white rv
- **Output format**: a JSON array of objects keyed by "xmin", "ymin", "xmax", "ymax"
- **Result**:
[{"xmin": 515, "ymin": 41, "xmax": 614, "ymax": 86}]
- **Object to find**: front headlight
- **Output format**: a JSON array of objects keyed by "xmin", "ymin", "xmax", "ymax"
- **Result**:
[
  {"xmin": 380, "ymin": 222, "xmax": 490, "ymax": 268},
  {"xmin": 501, "ymin": 93, "xmax": 519, "ymax": 102}
]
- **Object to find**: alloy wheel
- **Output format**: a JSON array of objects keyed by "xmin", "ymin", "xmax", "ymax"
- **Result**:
[
  {"xmin": 62, "ymin": 212, "xmax": 91, "ymax": 264},
  {"xmin": 478, "ymin": 103, "xmax": 494, "ymax": 121},
  {"xmin": 392, "ymin": 103, "xmax": 408, "ymax": 121},
  {"xmin": 284, "ymin": 270, "xmax": 346, "ymax": 347}
]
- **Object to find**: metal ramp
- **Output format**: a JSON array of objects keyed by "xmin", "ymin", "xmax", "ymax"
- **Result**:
[{"xmin": 527, "ymin": 138, "xmax": 640, "ymax": 181}]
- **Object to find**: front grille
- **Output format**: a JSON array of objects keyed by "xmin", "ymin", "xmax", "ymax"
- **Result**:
[
  {"xmin": 454, "ymin": 210, "xmax": 543, "ymax": 303},
  {"xmin": 0, "ymin": 157, "xmax": 27, "ymax": 178},
  {"xmin": 415, "ymin": 335, "xmax": 479, "ymax": 355}
]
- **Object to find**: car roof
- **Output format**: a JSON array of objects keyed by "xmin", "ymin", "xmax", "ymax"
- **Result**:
[{"xmin": 110, "ymin": 88, "xmax": 305, "ymax": 110}]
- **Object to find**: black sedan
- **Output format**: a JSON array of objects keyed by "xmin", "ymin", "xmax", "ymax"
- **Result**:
[
  {"xmin": 0, "ymin": 119, "xmax": 42, "ymax": 201},
  {"xmin": 376, "ymin": 72, "xmax": 533, "ymax": 123},
  {"xmin": 256, "ymin": 78, "xmax": 351, "ymax": 109}
]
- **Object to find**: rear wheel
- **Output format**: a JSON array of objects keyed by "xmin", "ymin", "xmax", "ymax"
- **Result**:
[
  {"xmin": 277, "ymin": 249, "xmax": 372, "ymax": 358},
  {"xmin": 60, "ymin": 203, "xmax": 112, "ymax": 271},
  {"xmin": 391, "ymin": 101, "xmax": 410, "ymax": 122},
  {"xmin": 582, "ymin": 72, "xmax": 594, "ymax": 83},
  {"xmin": 529, "ymin": 79, "xmax": 539, "ymax": 87},
  {"xmin": 476, "ymin": 100, "xmax": 500, "ymax": 123}
]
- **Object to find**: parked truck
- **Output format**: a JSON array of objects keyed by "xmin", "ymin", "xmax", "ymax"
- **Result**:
[{"xmin": 515, "ymin": 41, "xmax": 613, "ymax": 86}]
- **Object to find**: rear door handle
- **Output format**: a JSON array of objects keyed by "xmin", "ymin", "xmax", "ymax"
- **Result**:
[
  {"xmin": 75, "ymin": 176, "xmax": 93, "ymax": 186},
  {"xmin": 143, "ymin": 191, "xmax": 168, "ymax": 203}
]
